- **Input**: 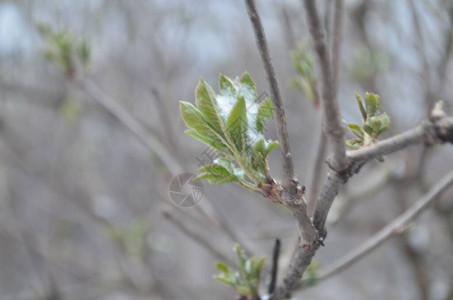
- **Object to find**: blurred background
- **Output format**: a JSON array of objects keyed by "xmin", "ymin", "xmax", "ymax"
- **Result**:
[{"xmin": 0, "ymin": 0, "xmax": 453, "ymax": 299}]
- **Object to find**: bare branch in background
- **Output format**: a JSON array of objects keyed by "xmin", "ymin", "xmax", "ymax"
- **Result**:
[
  {"xmin": 281, "ymin": 5, "xmax": 296, "ymax": 50},
  {"xmin": 302, "ymin": 0, "xmax": 347, "ymax": 171},
  {"xmin": 306, "ymin": 120, "xmax": 327, "ymax": 216},
  {"xmin": 308, "ymin": 170, "xmax": 453, "ymax": 284},
  {"xmin": 76, "ymin": 78, "xmax": 183, "ymax": 175},
  {"xmin": 245, "ymin": 0, "xmax": 298, "ymax": 195},
  {"xmin": 331, "ymin": 0, "xmax": 344, "ymax": 98},
  {"xmin": 162, "ymin": 207, "xmax": 236, "ymax": 267}
]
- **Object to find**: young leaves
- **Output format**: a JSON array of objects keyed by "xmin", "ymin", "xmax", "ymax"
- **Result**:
[
  {"xmin": 346, "ymin": 93, "xmax": 391, "ymax": 156},
  {"xmin": 180, "ymin": 73, "xmax": 279, "ymax": 191},
  {"xmin": 291, "ymin": 41, "xmax": 319, "ymax": 109},
  {"xmin": 213, "ymin": 244, "xmax": 265, "ymax": 298},
  {"xmin": 37, "ymin": 24, "xmax": 91, "ymax": 76}
]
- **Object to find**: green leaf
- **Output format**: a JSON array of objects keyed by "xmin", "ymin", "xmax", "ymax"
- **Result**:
[
  {"xmin": 355, "ymin": 92, "xmax": 367, "ymax": 122},
  {"xmin": 195, "ymin": 78, "xmax": 225, "ymax": 132},
  {"xmin": 264, "ymin": 141, "xmax": 279, "ymax": 157},
  {"xmin": 256, "ymin": 97, "xmax": 274, "ymax": 133},
  {"xmin": 194, "ymin": 164, "xmax": 238, "ymax": 184},
  {"xmin": 363, "ymin": 124, "xmax": 373, "ymax": 136},
  {"xmin": 213, "ymin": 274, "xmax": 236, "ymax": 287},
  {"xmin": 239, "ymin": 72, "xmax": 257, "ymax": 104},
  {"xmin": 179, "ymin": 101, "xmax": 205, "ymax": 129},
  {"xmin": 367, "ymin": 116, "xmax": 382, "ymax": 131},
  {"xmin": 77, "ymin": 39, "xmax": 91, "ymax": 68},
  {"xmin": 227, "ymin": 96, "xmax": 247, "ymax": 153},
  {"xmin": 216, "ymin": 262, "xmax": 230, "ymax": 273},
  {"xmin": 180, "ymin": 101, "xmax": 221, "ymax": 141},
  {"xmin": 219, "ymin": 74, "xmax": 236, "ymax": 96},
  {"xmin": 347, "ymin": 123, "xmax": 365, "ymax": 139},
  {"xmin": 184, "ymin": 129, "xmax": 227, "ymax": 152},
  {"xmin": 364, "ymin": 92, "xmax": 380, "ymax": 117},
  {"xmin": 180, "ymin": 73, "xmax": 280, "ymax": 190},
  {"xmin": 376, "ymin": 112, "xmax": 390, "ymax": 135},
  {"xmin": 345, "ymin": 139, "xmax": 363, "ymax": 150},
  {"xmin": 254, "ymin": 139, "xmax": 266, "ymax": 155}
]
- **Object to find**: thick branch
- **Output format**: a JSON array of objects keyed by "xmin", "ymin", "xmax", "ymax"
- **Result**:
[
  {"xmin": 312, "ymin": 170, "xmax": 453, "ymax": 283},
  {"xmin": 245, "ymin": 0, "xmax": 298, "ymax": 194},
  {"xmin": 302, "ymin": 0, "xmax": 347, "ymax": 171},
  {"xmin": 272, "ymin": 245, "xmax": 317, "ymax": 299}
]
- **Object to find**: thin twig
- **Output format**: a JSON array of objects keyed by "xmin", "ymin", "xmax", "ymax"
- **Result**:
[
  {"xmin": 77, "ymin": 78, "xmax": 183, "ymax": 174},
  {"xmin": 245, "ymin": 0, "xmax": 298, "ymax": 194},
  {"xmin": 306, "ymin": 119, "xmax": 327, "ymax": 216},
  {"xmin": 302, "ymin": 0, "xmax": 347, "ymax": 171},
  {"xmin": 162, "ymin": 208, "xmax": 236, "ymax": 267},
  {"xmin": 309, "ymin": 170, "xmax": 453, "ymax": 284},
  {"xmin": 331, "ymin": 0, "xmax": 344, "ymax": 98},
  {"xmin": 347, "ymin": 116, "xmax": 453, "ymax": 163},
  {"xmin": 394, "ymin": 183, "xmax": 430, "ymax": 300},
  {"xmin": 268, "ymin": 239, "xmax": 281, "ymax": 295},
  {"xmin": 281, "ymin": 5, "xmax": 297, "ymax": 50}
]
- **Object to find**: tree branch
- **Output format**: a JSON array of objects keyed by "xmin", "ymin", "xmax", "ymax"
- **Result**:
[
  {"xmin": 331, "ymin": 0, "xmax": 344, "ymax": 98},
  {"xmin": 268, "ymin": 239, "xmax": 281, "ymax": 295},
  {"xmin": 76, "ymin": 78, "xmax": 183, "ymax": 175},
  {"xmin": 302, "ymin": 0, "xmax": 347, "ymax": 171},
  {"xmin": 306, "ymin": 119, "xmax": 327, "ymax": 216},
  {"xmin": 245, "ymin": 0, "xmax": 298, "ymax": 194},
  {"xmin": 275, "ymin": 105, "xmax": 453, "ymax": 298},
  {"xmin": 309, "ymin": 170, "xmax": 453, "ymax": 284},
  {"xmin": 348, "ymin": 116, "xmax": 453, "ymax": 163},
  {"xmin": 162, "ymin": 207, "xmax": 236, "ymax": 267}
]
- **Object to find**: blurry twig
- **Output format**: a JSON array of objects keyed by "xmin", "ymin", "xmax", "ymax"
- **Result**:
[
  {"xmin": 76, "ymin": 78, "xmax": 183, "ymax": 175},
  {"xmin": 394, "ymin": 182, "xmax": 430, "ymax": 300},
  {"xmin": 306, "ymin": 119, "xmax": 327, "ymax": 216},
  {"xmin": 280, "ymin": 4, "xmax": 296, "ymax": 50},
  {"xmin": 162, "ymin": 207, "xmax": 236, "ymax": 267},
  {"xmin": 302, "ymin": 0, "xmax": 347, "ymax": 171},
  {"xmin": 268, "ymin": 239, "xmax": 281, "ymax": 295},
  {"xmin": 331, "ymin": 0, "xmax": 344, "ymax": 98}
]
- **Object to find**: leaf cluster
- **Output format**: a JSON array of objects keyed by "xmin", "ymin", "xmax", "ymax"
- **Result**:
[
  {"xmin": 37, "ymin": 23, "xmax": 91, "ymax": 76},
  {"xmin": 349, "ymin": 46, "xmax": 390, "ymax": 84},
  {"xmin": 180, "ymin": 73, "xmax": 279, "ymax": 191},
  {"xmin": 346, "ymin": 93, "xmax": 390, "ymax": 154},
  {"xmin": 213, "ymin": 244, "xmax": 265, "ymax": 297},
  {"xmin": 291, "ymin": 41, "xmax": 319, "ymax": 108}
]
